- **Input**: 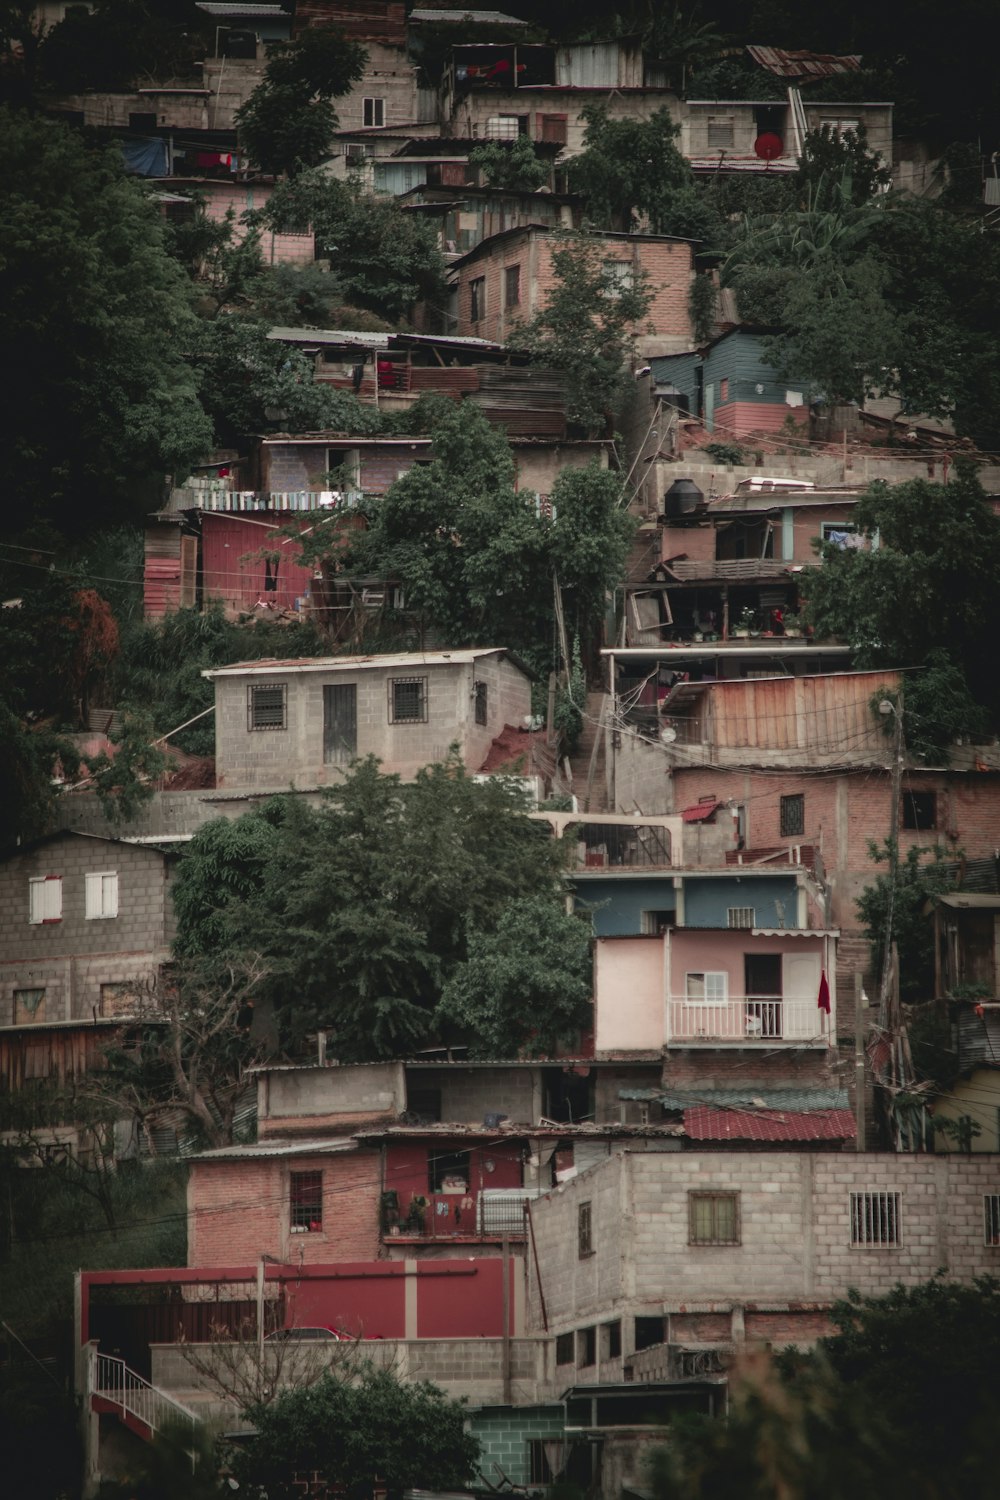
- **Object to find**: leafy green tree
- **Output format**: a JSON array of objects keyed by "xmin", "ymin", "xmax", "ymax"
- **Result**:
[
  {"xmin": 765, "ymin": 252, "xmax": 898, "ymax": 404},
  {"xmin": 514, "ymin": 231, "xmax": 652, "ymax": 434},
  {"xmin": 856, "ymin": 841, "xmax": 955, "ymax": 1002},
  {"xmin": 233, "ymin": 1366, "xmax": 480, "ymax": 1500},
  {"xmin": 252, "ymin": 170, "xmax": 447, "ymax": 325},
  {"xmin": 797, "ymin": 124, "xmax": 892, "ymax": 205},
  {"xmin": 568, "ymin": 106, "xmax": 696, "ymax": 234},
  {"xmin": 469, "ymin": 134, "xmax": 549, "ymax": 191},
  {"xmin": 438, "ymin": 896, "xmax": 592, "ymax": 1057},
  {"xmin": 37, "ymin": 0, "xmax": 206, "ymax": 94},
  {"xmin": 803, "ymin": 465, "xmax": 1000, "ymax": 738},
  {"xmin": 96, "ymin": 1417, "xmax": 223, "ymax": 1500},
  {"xmin": 0, "ymin": 109, "xmax": 211, "ymax": 542},
  {"xmin": 235, "ymin": 26, "xmax": 367, "ymax": 178}
]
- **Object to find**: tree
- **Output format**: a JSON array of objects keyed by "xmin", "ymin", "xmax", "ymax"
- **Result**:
[
  {"xmin": 252, "ymin": 170, "xmax": 447, "ymax": 325},
  {"xmin": 235, "ymin": 26, "xmax": 367, "ymax": 178},
  {"xmin": 514, "ymin": 231, "xmax": 652, "ymax": 434},
  {"xmin": 176, "ymin": 1316, "xmax": 365, "ymax": 1412},
  {"xmin": 803, "ymin": 465, "xmax": 1000, "ymax": 740},
  {"xmin": 232, "ymin": 1365, "xmax": 481, "ymax": 1500},
  {"xmin": 568, "ymin": 106, "xmax": 696, "ymax": 234},
  {"xmin": 438, "ymin": 896, "xmax": 592, "ymax": 1057},
  {"xmin": 650, "ymin": 1277, "xmax": 1000, "ymax": 1500},
  {"xmin": 764, "ymin": 252, "xmax": 898, "ymax": 404},
  {"xmin": 856, "ymin": 841, "xmax": 956, "ymax": 1003},
  {"xmin": 0, "ymin": 109, "xmax": 211, "ymax": 541},
  {"xmin": 469, "ymin": 134, "xmax": 549, "ymax": 191},
  {"xmin": 797, "ymin": 124, "xmax": 892, "ymax": 205}
]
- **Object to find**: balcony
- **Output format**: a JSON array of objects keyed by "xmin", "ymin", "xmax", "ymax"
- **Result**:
[
  {"xmin": 384, "ymin": 1188, "xmax": 549, "ymax": 1242},
  {"xmin": 666, "ymin": 995, "xmax": 830, "ymax": 1047},
  {"xmin": 183, "ymin": 489, "xmax": 367, "ymax": 513},
  {"xmin": 570, "ymin": 820, "xmax": 672, "ymax": 870}
]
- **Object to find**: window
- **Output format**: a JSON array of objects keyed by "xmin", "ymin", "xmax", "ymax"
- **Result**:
[
  {"xmin": 13, "ymin": 988, "xmax": 46, "ymax": 1024},
  {"xmin": 780, "ymin": 793, "xmax": 805, "ymax": 837},
  {"xmin": 603, "ymin": 261, "xmax": 634, "ymax": 298},
  {"xmin": 470, "ymin": 275, "xmax": 486, "ymax": 322},
  {"xmin": 28, "ymin": 876, "xmax": 62, "ymax": 925},
  {"xmin": 850, "ymin": 1190, "xmax": 900, "ymax": 1247},
  {"xmin": 363, "ymin": 97, "xmax": 385, "ymax": 128},
  {"xmin": 902, "ymin": 791, "xmax": 937, "ymax": 830},
  {"xmin": 290, "ymin": 1171, "xmax": 323, "ymax": 1232},
  {"xmin": 430, "ymin": 1148, "xmax": 470, "ymax": 1193},
  {"xmin": 504, "ymin": 264, "xmax": 520, "ymax": 308},
  {"xmin": 528, "ymin": 1441, "xmax": 557, "ymax": 1485},
  {"xmin": 474, "ymin": 680, "xmax": 488, "ymax": 726},
  {"xmin": 603, "ymin": 1320, "xmax": 622, "ymax": 1359},
  {"xmin": 85, "ymin": 872, "xmax": 118, "ymax": 920},
  {"xmin": 634, "ymin": 1315, "xmax": 665, "ymax": 1350},
  {"xmin": 247, "ymin": 682, "xmax": 286, "ymax": 731},
  {"xmin": 727, "ymin": 906, "xmax": 755, "ymax": 929},
  {"xmin": 578, "ymin": 1200, "xmax": 593, "ymax": 1257},
  {"xmin": 486, "ymin": 114, "xmax": 520, "ymax": 140},
  {"xmin": 985, "ymin": 1195, "xmax": 1000, "ymax": 1246},
  {"xmin": 555, "ymin": 1331, "xmax": 575, "ymax": 1364},
  {"xmin": 641, "ymin": 910, "xmax": 674, "ymax": 935},
  {"xmin": 539, "ymin": 113, "xmax": 567, "ymax": 144},
  {"xmin": 821, "ymin": 521, "xmax": 862, "ymax": 548},
  {"xmin": 686, "ymin": 972, "xmax": 728, "ymax": 1004},
  {"xmin": 819, "ymin": 117, "xmax": 860, "ymax": 138},
  {"xmin": 707, "ymin": 116, "xmax": 734, "ymax": 148},
  {"xmin": 577, "ymin": 1326, "xmax": 596, "ymax": 1367},
  {"xmin": 689, "ymin": 1191, "xmax": 740, "ymax": 1246},
  {"xmin": 389, "ymin": 675, "xmax": 428, "ymax": 724}
]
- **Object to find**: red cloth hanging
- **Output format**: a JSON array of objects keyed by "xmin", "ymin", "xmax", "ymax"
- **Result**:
[{"xmin": 817, "ymin": 970, "xmax": 831, "ymax": 1013}]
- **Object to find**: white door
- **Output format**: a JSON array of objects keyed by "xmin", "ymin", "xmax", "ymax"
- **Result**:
[{"xmin": 782, "ymin": 951, "xmax": 822, "ymax": 1038}]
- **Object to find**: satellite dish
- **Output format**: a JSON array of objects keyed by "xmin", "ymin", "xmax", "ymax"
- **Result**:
[
  {"xmin": 754, "ymin": 131, "xmax": 784, "ymax": 160},
  {"xmin": 660, "ymin": 725, "xmax": 677, "ymax": 744}
]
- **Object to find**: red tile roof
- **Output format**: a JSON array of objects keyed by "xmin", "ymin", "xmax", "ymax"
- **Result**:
[{"xmin": 683, "ymin": 1106, "xmax": 856, "ymax": 1142}]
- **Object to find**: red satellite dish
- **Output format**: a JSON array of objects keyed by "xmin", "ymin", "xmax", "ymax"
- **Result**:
[{"xmin": 754, "ymin": 131, "xmax": 784, "ymax": 160}]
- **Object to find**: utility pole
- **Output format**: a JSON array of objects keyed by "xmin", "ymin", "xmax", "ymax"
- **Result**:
[{"xmin": 878, "ymin": 697, "xmax": 905, "ymax": 1030}]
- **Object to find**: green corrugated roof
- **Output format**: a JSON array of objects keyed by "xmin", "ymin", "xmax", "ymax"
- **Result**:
[{"xmin": 620, "ymin": 1087, "xmax": 850, "ymax": 1111}]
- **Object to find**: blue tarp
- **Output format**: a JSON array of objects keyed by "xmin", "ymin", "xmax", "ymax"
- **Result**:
[{"xmin": 121, "ymin": 137, "xmax": 169, "ymax": 177}]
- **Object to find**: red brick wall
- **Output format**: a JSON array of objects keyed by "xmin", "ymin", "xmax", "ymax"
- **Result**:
[
  {"xmin": 663, "ymin": 1049, "xmax": 837, "ymax": 1093},
  {"xmin": 188, "ymin": 1149, "xmax": 381, "ymax": 1267}
]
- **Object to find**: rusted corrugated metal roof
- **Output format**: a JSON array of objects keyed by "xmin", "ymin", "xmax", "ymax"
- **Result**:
[
  {"xmin": 747, "ymin": 45, "xmax": 862, "ymax": 79},
  {"xmin": 680, "ymin": 799, "xmax": 720, "ymax": 823},
  {"xmin": 684, "ymin": 1106, "xmax": 855, "ymax": 1141}
]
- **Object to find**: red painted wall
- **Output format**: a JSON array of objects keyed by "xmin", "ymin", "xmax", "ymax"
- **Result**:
[
  {"xmin": 201, "ymin": 512, "xmax": 319, "ymax": 613},
  {"xmin": 385, "ymin": 1139, "xmax": 523, "ymax": 1233}
]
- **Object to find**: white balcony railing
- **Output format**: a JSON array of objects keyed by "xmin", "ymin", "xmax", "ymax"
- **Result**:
[
  {"xmin": 666, "ymin": 995, "xmax": 830, "ymax": 1045},
  {"xmin": 92, "ymin": 1350, "xmax": 199, "ymax": 1438}
]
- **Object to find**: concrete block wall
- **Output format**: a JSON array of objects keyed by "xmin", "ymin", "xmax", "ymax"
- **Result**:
[
  {"xmin": 470, "ymin": 1404, "xmax": 566, "ymax": 1487},
  {"xmin": 187, "ymin": 1149, "xmax": 382, "ymax": 1267},
  {"xmin": 417, "ymin": 1066, "xmax": 538, "ymax": 1125}
]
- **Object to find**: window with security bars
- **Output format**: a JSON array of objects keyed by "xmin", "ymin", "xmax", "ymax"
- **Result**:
[
  {"xmin": 389, "ymin": 676, "xmax": 428, "ymax": 723},
  {"xmin": 474, "ymin": 680, "xmax": 488, "ymax": 726},
  {"xmin": 707, "ymin": 117, "xmax": 734, "ymax": 148},
  {"xmin": 290, "ymin": 1171, "xmax": 323, "ymax": 1232},
  {"xmin": 578, "ymin": 1200, "xmax": 593, "ymax": 1257},
  {"xmin": 727, "ymin": 906, "xmax": 755, "ymax": 928},
  {"xmin": 850, "ymin": 1190, "xmax": 900, "ymax": 1246},
  {"xmin": 689, "ymin": 1191, "xmax": 740, "ymax": 1246},
  {"xmin": 780, "ymin": 792, "xmax": 804, "ymax": 836},
  {"xmin": 985, "ymin": 1195, "xmax": 1000, "ymax": 1246},
  {"xmin": 248, "ymin": 682, "xmax": 286, "ymax": 730}
]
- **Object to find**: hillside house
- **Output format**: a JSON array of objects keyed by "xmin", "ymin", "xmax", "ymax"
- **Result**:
[
  {"xmin": 449, "ymin": 225, "xmax": 698, "ymax": 352},
  {"xmin": 652, "ymin": 328, "xmax": 816, "ymax": 438},
  {"xmin": 205, "ymin": 648, "xmax": 533, "ymax": 789}
]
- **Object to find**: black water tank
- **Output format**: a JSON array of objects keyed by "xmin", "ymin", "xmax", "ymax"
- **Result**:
[{"xmin": 663, "ymin": 478, "xmax": 704, "ymax": 517}]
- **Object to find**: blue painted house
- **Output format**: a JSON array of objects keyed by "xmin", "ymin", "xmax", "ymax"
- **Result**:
[
  {"xmin": 653, "ymin": 328, "xmax": 815, "ymax": 438},
  {"xmin": 575, "ymin": 867, "xmax": 808, "ymax": 937}
]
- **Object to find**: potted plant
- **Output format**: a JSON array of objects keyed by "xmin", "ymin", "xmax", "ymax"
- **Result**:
[
  {"xmin": 734, "ymin": 606, "xmax": 756, "ymax": 639},
  {"xmin": 783, "ymin": 612, "xmax": 803, "ymax": 638}
]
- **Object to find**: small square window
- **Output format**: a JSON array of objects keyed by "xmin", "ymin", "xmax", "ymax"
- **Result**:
[
  {"xmin": 577, "ymin": 1326, "xmax": 596, "ymax": 1367},
  {"xmin": 603, "ymin": 1320, "xmax": 622, "ymax": 1359},
  {"xmin": 850, "ymin": 1190, "xmax": 900, "ymax": 1247},
  {"xmin": 686, "ymin": 972, "xmax": 728, "ymax": 1004},
  {"xmin": 641, "ymin": 910, "xmax": 674, "ymax": 935},
  {"xmin": 504, "ymin": 264, "xmax": 520, "ymax": 308},
  {"xmin": 470, "ymin": 276, "xmax": 486, "ymax": 322},
  {"xmin": 290, "ymin": 1170, "xmax": 323, "ymax": 1232},
  {"xmin": 486, "ymin": 114, "xmax": 520, "ymax": 140},
  {"xmin": 578, "ymin": 1200, "xmax": 593, "ymax": 1257},
  {"xmin": 727, "ymin": 906, "xmax": 755, "ymax": 929},
  {"xmin": 602, "ymin": 261, "xmax": 634, "ymax": 299},
  {"xmin": 985, "ymin": 1195, "xmax": 1000, "ymax": 1246},
  {"xmin": 780, "ymin": 793, "xmax": 804, "ymax": 837},
  {"xmin": 28, "ymin": 876, "xmax": 62, "ymax": 925},
  {"xmin": 634, "ymin": 1315, "xmax": 665, "ymax": 1350},
  {"xmin": 13, "ymin": 988, "xmax": 46, "ymax": 1024},
  {"xmin": 707, "ymin": 116, "xmax": 734, "ymax": 148},
  {"xmin": 363, "ymin": 97, "xmax": 385, "ymax": 128},
  {"xmin": 902, "ymin": 791, "xmax": 936, "ymax": 830},
  {"xmin": 389, "ymin": 676, "xmax": 428, "ymax": 724},
  {"xmin": 474, "ymin": 680, "xmax": 488, "ymax": 726},
  {"xmin": 689, "ymin": 1191, "xmax": 740, "ymax": 1246},
  {"xmin": 430, "ymin": 1148, "xmax": 470, "ymax": 1193},
  {"xmin": 539, "ymin": 113, "xmax": 567, "ymax": 144},
  {"xmin": 248, "ymin": 682, "xmax": 286, "ymax": 731},
  {"xmin": 85, "ymin": 872, "xmax": 118, "ymax": 920},
  {"xmin": 555, "ymin": 1331, "xmax": 575, "ymax": 1365}
]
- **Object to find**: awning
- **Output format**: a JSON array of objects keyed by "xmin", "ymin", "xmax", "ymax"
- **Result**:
[
  {"xmin": 683, "ymin": 1106, "xmax": 856, "ymax": 1142},
  {"xmin": 680, "ymin": 800, "xmax": 721, "ymax": 823}
]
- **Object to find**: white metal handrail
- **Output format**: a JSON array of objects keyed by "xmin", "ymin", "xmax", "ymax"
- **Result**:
[
  {"xmin": 667, "ymin": 994, "xmax": 829, "ymax": 1043},
  {"xmin": 92, "ymin": 1350, "xmax": 200, "ymax": 1437}
]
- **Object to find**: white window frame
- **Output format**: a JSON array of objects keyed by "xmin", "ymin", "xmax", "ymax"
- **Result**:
[
  {"xmin": 486, "ymin": 114, "xmax": 520, "ymax": 140},
  {"xmin": 602, "ymin": 260, "xmax": 634, "ymax": 299},
  {"xmin": 686, "ymin": 971, "xmax": 728, "ymax": 1004},
  {"xmin": 363, "ymin": 97, "xmax": 385, "ymax": 128},
  {"xmin": 28, "ymin": 875, "xmax": 62, "ymax": 925},
  {"xmin": 85, "ymin": 871, "xmax": 119, "ymax": 921},
  {"xmin": 727, "ymin": 906, "xmax": 755, "ymax": 929},
  {"xmin": 850, "ymin": 1190, "xmax": 901, "ymax": 1247}
]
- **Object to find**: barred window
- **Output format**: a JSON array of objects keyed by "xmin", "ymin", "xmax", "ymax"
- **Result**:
[
  {"xmin": 389, "ymin": 676, "xmax": 428, "ymax": 724},
  {"xmin": 248, "ymin": 682, "xmax": 286, "ymax": 731},
  {"xmin": 689, "ymin": 1191, "xmax": 740, "ymax": 1246},
  {"xmin": 578, "ymin": 1200, "xmax": 593, "ymax": 1257},
  {"xmin": 780, "ymin": 793, "xmax": 804, "ymax": 836},
  {"xmin": 474, "ymin": 680, "xmax": 488, "ymax": 726},
  {"xmin": 290, "ymin": 1171, "xmax": 323, "ymax": 1232},
  {"xmin": 727, "ymin": 906, "xmax": 755, "ymax": 928},
  {"xmin": 555, "ymin": 1331, "xmax": 575, "ymax": 1364},
  {"xmin": 850, "ymin": 1190, "xmax": 900, "ymax": 1247},
  {"xmin": 985, "ymin": 1195, "xmax": 1000, "ymax": 1246}
]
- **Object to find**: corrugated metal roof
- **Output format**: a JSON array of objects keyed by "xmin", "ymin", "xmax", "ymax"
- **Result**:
[
  {"xmin": 746, "ymin": 45, "xmax": 862, "ymax": 79},
  {"xmin": 684, "ymin": 1106, "xmax": 856, "ymax": 1141},
  {"xmin": 411, "ymin": 8, "xmax": 528, "ymax": 23},
  {"xmin": 680, "ymin": 799, "xmax": 720, "ymax": 823},
  {"xmin": 191, "ymin": 1138, "xmax": 361, "ymax": 1162},
  {"xmin": 937, "ymin": 894, "xmax": 1000, "ymax": 910},
  {"xmin": 625, "ymin": 1087, "xmax": 850, "ymax": 1110},
  {"xmin": 268, "ymin": 327, "xmax": 504, "ymax": 352},
  {"xmin": 203, "ymin": 648, "xmax": 511, "ymax": 678}
]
